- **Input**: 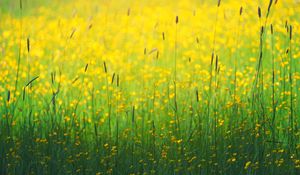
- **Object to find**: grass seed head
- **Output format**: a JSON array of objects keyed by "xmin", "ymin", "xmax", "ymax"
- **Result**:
[
  {"xmin": 290, "ymin": 25, "xmax": 292, "ymax": 40},
  {"xmin": 268, "ymin": 0, "xmax": 273, "ymax": 14},
  {"xmin": 84, "ymin": 64, "xmax": 89, "ymax": 72},
  {"xmin": 211, "ymin": 52, "xmax": 214, "ymax": 68},
  {"xmin": 103, "ymin": 61, "xmax": 107, "ymax": 73},
  {"xmin": 19, "ymin": 0, "xmax": 22, "ymax": 9},
  {"xmin": 240, "ymin": 6, "xmax": 243, "ymax": 16},
  {"xmin": 215, "ymin": 55, "xmax": 219, "ymax": 72},
  {"xmin": 271, "ymin": 24, "xmax": 273, "ymax": 34},
  {"xmin": 7, "ymin": 90, "xmax": 10, "ymax": 102},
  {"xmin": 127, "ymin": 8, "xmax": 130, "ymax": 16},
  {"xmin": 70, "ymin": 29, "xmax": 76, "ymax": 39},
  {"xmin": 261, "ymin": 26, "xmax": 264, "ymax": 35},
  {"xmin": 111, "ymin": 73, "xmax": 115, "ymax": 84},
  {"xmin": 117, "ymin": 74, "xmax": 119, "ymax": 87},
  {"xmin": 27, "ymin": 37, "xmax": 30, "ymax": 53}
]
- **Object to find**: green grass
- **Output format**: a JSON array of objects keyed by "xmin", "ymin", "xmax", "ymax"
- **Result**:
[{"xmin": 1, "ymin": 0, "xmax": 300, "ymax": 175}]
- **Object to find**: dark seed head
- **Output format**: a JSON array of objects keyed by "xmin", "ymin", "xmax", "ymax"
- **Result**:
[
  {"xmin": 51, "ymin": 72, "xmax": 55, "ymax": 84},
  {"xmin": 23, "ymin": 87, "xmax": 26, "ymax": 101},
  {"xmin": 261, "ymin": 26, "xmax": 264, "ymax": 35},
  {"xmin": 132, "ymin": 106, "xmax": 135, "ymax": 123},
  {"xmin": 270, "ymin": 24, "xmax": 273, "ymax": 34},
  {"xmin": 258, "ymin": 7, "xmax": 261, "ymax": 18},
  {"xmin": 103, "ymin": 61, "xmax": 107, "ymax": 73},
  {"xmin": 176, "ymin": 16, "xmax": 179, "ymax": 24},
  {"xmin": 7, "ymin": 90, "xmax": 10, "ymax": 102},
  {"xmin": 211, "ymin": 52, "xmax": 214, "ymax": 67},
  {"xmin": 117, "ymin": 74, "xmax": 119, "ymax": 87},
  {"xmin": 195, "ymin": 89, "xmax": 199, "ymax": 102},
  {"xmin": 127, "ymin": 8, "xmax": 130, "ymax": 16},
  {"xmin": 27, "ymin": 37, "xmax": 30, "ymax": 53},
  {"xmin": 268, "ymin": 0, "xmax": 273, "ymax": 13},
  {"xmin": 290, "ymin": 25, "xmax": 292, "ymax": 40},
  {"xmin": 285, "ymin": 21, "xmax": 289, "ymax": 33},
  {"xmin": 215, "ymin": 55, "xmax": 219, "ymax": 72},
  {"xmin": 20, "ymin": 0, "xmax": 22, "ymax": 9},
  {"xmin": 88, "ymin": 24, "xmax": 93, "ymax": 29},
  {"xmin": 70, "ymin": 29, "xmax": 76, "ymax": 39},
  {"xmin": 111, "ymin": 73, "xmax": 115, "ymax": 84},
  {"xmin": 240, "ymin": 6, "xmax": 243, "ymax": 16},
  {"xmin": 84, "ymin": 64, "xmax": 88, "ymax": 72},
  {"xmin": 72, "ymin": 76, "xmax": 79, "ymax": 84}
]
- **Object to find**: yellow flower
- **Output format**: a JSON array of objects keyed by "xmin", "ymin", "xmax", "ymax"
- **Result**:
[{"xmin": 244, "ymin": 161, "xmax": 251, "ymax": 169}]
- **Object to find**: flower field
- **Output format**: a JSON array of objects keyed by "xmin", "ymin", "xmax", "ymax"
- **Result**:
[{"xmin": 1, "ymin": 0, "xmax": 300, "ymax": 174}]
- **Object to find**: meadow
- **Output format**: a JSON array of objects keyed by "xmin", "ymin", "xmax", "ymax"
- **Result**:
[{"xmin": 0, "ymin": 0, "xmax": 300, "ymax": 174}]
